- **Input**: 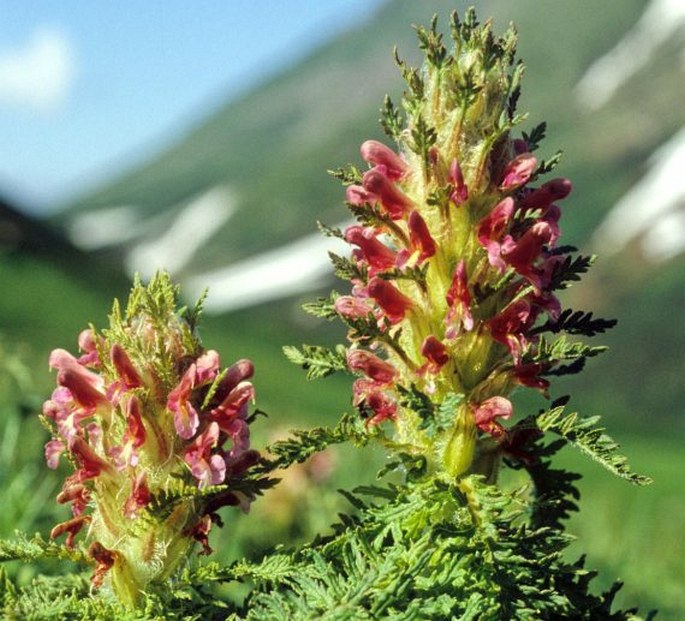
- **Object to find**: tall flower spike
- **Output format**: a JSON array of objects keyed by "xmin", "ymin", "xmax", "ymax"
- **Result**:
[
  {"xmin": 41, "ymin": 273, "xmax": 261, "ymax": 608},
  {"xmin": 327, "ymin": 11, "xmax": 601, "ymax": 482}
]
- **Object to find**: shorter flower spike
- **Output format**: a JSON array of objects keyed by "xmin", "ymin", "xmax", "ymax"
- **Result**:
[{"xmin": 41, "ymin": 272, "xmax": 260, "ymax": 608}]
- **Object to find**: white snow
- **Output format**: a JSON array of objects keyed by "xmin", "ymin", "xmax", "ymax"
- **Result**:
[
  {"xmin": 575, "ymin": 0, "xmax": 685, "ymax": 110},
  {"xmin": 68, "ymin": 205, "xmax": 141, "ymax": 250},
  {"xmin": 125, "ymin": 185, "xmax": 236, "ymax": 278},
  {"xmin": 591, "ymin": 127, "xmax": 685, "ymax": 262},
  {"xmin": 184, "ymin": 224, "xmax": 351, "ymax": 313}
]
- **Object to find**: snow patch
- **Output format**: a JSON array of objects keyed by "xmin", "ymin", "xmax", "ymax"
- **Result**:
[
  {"xmin": 591, "ymin": 127, "xmax": 685, "ymax": 262},
  {"xmin": 126, "ymin": 185, "xmax": 236, "ymax": 278},
  {"xmin": 575, "ymin": 0, "xmax": 685, "ymax": 110},
  {"xmin": 185, "ymin": 224, "xmax": 351, "ymax": 313},
  {"xmin": 68, "ymin": 205, "xmax": 141, "ymax": 250}
]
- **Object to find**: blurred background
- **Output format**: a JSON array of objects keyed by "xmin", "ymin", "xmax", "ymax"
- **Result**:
[{"xmin": 0, "ymin": 0, "xmax": 683, "ymax": 616}]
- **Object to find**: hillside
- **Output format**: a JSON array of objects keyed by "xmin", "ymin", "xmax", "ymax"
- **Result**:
[{"xmin": 41, "ymin": 0, "xmax": 685, "ymax": 434}]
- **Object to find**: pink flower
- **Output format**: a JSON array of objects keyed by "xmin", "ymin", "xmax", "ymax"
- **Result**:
[
  {"xmin": 501, "ymin": 221, "xmax": 553, "ymax": 288},
  {"xmin": 360, "ymin": 140, "xmax": 407, "ymax": 180},
  {"xmin": 473, "ymin": 396, "xmax": 513, "ymax": 437},
  {"xmin": 195, "ymin": 350, "xmax": 220, "ymax": 385},
  {"xmin": 210, "ymin": 381, "xmax": 255, "ymax": 430},
  {"xmin": 213, "ymin": 358, "xmax": 255, "ymax": 404},
  {"xmin": 445, "ymin": 260, "xmax": 474, "ymax": 337},
  {"xmin": 520, "ymin": 178, "xmax": 571, "ymax": 212},
  {"xmin": 488, "ymin": 300, "xmax": 533, "ymax": 363},
  {"xmin": 45, "ymin": 439, "xmax": 66, "ymax": 469},
  {"xmin": 499, "ymin": 152, "xmax": 537, "ymax": 190},
  {"xmin": 362, "ymin": 167, "xmax": 413, "ymax": 219},
  {"xmin": 49, "ymin": 349, "xmax": 107, "ymax": 410},
  {"xmin": 345, "ymin": 225, "xmax": 397, "ymax": 272},
  {"xmin": 367, "ymin": 276, "xmax": 413, "ymax": 324},
  {"xmin": 346, "ymin": 185, "xmax": 375, "ymax": 206},
  {"xmin": 77, "ymin": 329, "xmax": 100, "ymax": 366},
  {"xmin": 477, "ymin": 197, "xmax": 515, "ymax": 271},
  {"xmin": 167, "ymin": 370, "xmax": 199, "ymax": 440},
  {"xmin": 110, "ymin": 396, "xmax": 147, "ymax": 470},
  {"xmin": 347, "ymin": 349, "xmax": 397, "ymax": 384},
  {"xmin": 449, "ymin": 159, "xmax": 469, "ymax": 205},
  {"xmin": 43, "ymin": 387, "xmax": 91, "ymax": 442},
  {"xmin": 184, "ymin": 422, "xmax": 226, "ymax": 488},
  {"xmin": 352, "ymin": 378, "xmax": 397, "ymax": 426},
  {"xmin": 334, "ymin": 295, "xmax": 374, "ymax": 319}
]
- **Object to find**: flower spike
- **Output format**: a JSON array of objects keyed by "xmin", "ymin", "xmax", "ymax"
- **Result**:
[{"xmin": 41, "ymin": 272, "xmax": 260, "ymax": 607}]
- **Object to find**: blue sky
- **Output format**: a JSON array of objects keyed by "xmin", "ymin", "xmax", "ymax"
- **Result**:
[{"xmin": 0, "ymin": 1, "xmax": 385, "ymax": 213}]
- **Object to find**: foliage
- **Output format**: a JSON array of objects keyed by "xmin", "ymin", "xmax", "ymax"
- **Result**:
[{"xmin": 0, "ymin": 5, "xmax": 660, "ymax": 620}]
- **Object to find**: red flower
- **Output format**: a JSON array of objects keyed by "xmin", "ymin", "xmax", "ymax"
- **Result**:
[
  {"xmin": 362, "ymin": 167, "xmax": 413, "ymax": 219},
  {"xmin": 513, "ymin": 363, "xmax": 550, "ymax": 395},
  {"xmin": 420, "ymin": 336, "xmax": 449, "ymax": 374},
  {"xmin": 367, "ymin": 276, "xmax": 413, "ymax": 324},
  {"xmin": 50, "ymin": 514, "xmax": 91, "ymax": 548},
  {"xmin": 488, "ymin": 300, "xmax": 533, "ymax": 363},
  {"xmin": 352, "ymin": 378, "xmax": 397, "ymax": 426},
  {"xmin": 124, "ymin": 472, "xmax": 151, "ymax": 518},
  {"xmin": 520, "ymin": 177, "xmax": 571, "ymax": 212},
  {"xmin": 345, "ymin": 225, "xmax": 397, "ymax": 272},
  {"xmin": 501, "ymin": 221, "xmax": 553, "ymax": 289},
  {"xmin": 407, "ymin": 210, "xmax": 437, "ymax": 264},
  {"xmin": 445, "ymin": 260, "xmax": 474, "ymax": 337},
  {"xmin": 477, "ymin": 197, "xmax": 515, "ymax": 271}
]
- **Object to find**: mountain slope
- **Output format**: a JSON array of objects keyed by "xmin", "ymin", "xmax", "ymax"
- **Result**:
[{"xmin": 48, "ymin": 0, "xmax": 684, "ymax": 432}]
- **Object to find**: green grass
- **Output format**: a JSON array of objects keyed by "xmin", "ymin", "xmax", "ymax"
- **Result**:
[{"xmin": 560, "ymin": 435, "xmax": 684, "ymax": 619}]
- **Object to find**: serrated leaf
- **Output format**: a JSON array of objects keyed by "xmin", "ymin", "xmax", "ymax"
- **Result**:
[
  {"xmin": 536, "ymin": 408, "xmax": 652, "ymax": 485},
  {"xmin": 282, "ymin": 344, "xmax": 348, "ymax": 380}
]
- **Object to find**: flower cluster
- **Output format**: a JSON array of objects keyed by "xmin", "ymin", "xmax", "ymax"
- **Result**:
[
  {"xmin": 329, "ymin": 12, "xmax": 590, "ymax": 479},
  {"xmin": 42, "ymin": 273, "xmax": 259, "ymax": 606}
]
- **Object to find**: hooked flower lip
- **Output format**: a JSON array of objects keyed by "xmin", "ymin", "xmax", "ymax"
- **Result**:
[
  {"xmin": 362, "ymin": 166, "xmax": 414, "ymax": 219},
  {"xmin": 360, "ymin": 140, "xmax": 407, "ymax": 180}
]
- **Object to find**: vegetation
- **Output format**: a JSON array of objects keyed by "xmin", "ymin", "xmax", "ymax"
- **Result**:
[{"xmin": 0, "ymin": 2, "xmax": 681, "ymax": 618}]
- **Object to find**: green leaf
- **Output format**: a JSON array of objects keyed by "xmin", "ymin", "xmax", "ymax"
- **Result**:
[
  {"xmin": 282, "ymin": 344, "xmax": 348, "ymax": 380},
  {"xmin": 536, "ymin": 408, "xmax": 652, "ymax": 485}
]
